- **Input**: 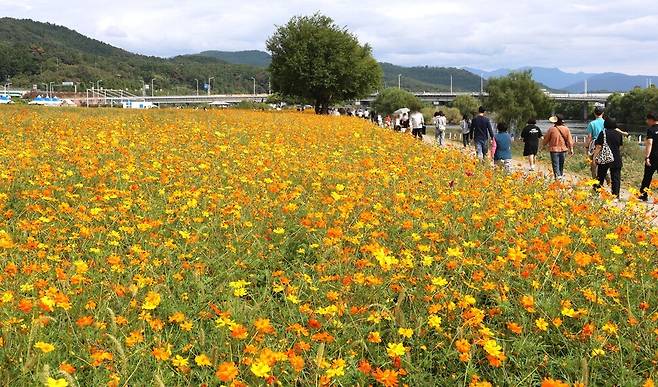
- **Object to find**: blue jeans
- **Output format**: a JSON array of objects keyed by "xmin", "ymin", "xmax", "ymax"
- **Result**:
[
  {"xmin": 550, "ymin": 152, "xmax": 566, "ymax": 179},
  {"xmin": 475, "ymin": 139, "xmax": 488, "ymax": 159}
]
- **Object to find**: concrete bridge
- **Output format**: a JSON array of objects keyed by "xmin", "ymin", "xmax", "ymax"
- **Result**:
[
  {"xmin": 8, "ymin": 88, "xmax": 615, "ymax": 107},
  {"xmin": 359, "ymin": 91, "xmax": 614, "ymax": 105}
]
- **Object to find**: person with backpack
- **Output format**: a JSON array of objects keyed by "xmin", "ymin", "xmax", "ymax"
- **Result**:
[
  {"xmin": 433, "ymin": 111, "xmax": 447, "ymax": 146},
  {"xmin": 592, "ymin": 117, "xmax": 624, "ymax": 199},
  {"xmin": 542, "ymin": 114, "xmax": 574, "ymax": 180},
  {"xmin": 520, "ymin": 118, "xmax": 543, "ymax": 171}
]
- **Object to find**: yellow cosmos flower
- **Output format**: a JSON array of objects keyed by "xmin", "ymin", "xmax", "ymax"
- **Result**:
[
  {"xmin": 535, "ymin": 318, "xmax": 549, "ymax": 332},
  {"xmin": 386, "ymin": 342, "xmax": 407, "ymax": 358},
  {"xmin": 142, "ymin": 291, "xmax": 161, "ymax": 310},
  {"xmin": 45, "ymin": 378, "xmax": 68, "ymax": 387},
  {"xmin": 398, "ymin": 327, "xmax": 413, "ymax": 339},
  {"xmin": 250, "ymin": 360, "xmax": 271, "ymax": 378},
  {"xmin": 34, "ymin": 341, "xmax": 55, "ymax": 353},
  {"xmin": 194, "ymin": 353, "xmax": 212, "ymax": 367}
]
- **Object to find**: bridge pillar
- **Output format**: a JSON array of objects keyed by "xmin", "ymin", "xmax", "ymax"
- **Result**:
[{"xmin": 583, "ymin": 102, "xmax": 589, "ymax": 121}]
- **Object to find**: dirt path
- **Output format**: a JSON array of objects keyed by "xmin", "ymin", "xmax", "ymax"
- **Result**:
[{"xmin": 420, "ymin": 133, "xmax": 658, "ymax": 226}]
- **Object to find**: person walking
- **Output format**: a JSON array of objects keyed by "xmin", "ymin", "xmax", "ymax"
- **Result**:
[
  {"xmin": 586, "ymin": 107, "xmax": 606, "ymax": 180},
  {"xmin": 410, "ymin": 110, "xmax": 425, "ymax": 140},
  {"xmin": 639, "ymin": 112, "xmax": 658, "ymax": 202},
  {"xmin": 471, "ymin": 106, "xmax": 494, "ymax": 159},
  {"xmin": 520, "ymin": 118, "xmax": 543, "ymax": 171},
  {"xmin": 542, "ymin": 114, "xmax": 574, "ymax": 180},
  {"xmin": 400, "ymin": 113, "xmax": 410, "ymax": 133},
  {"xmin": 593, "ymin": 117, "xmax": 624, "ymax": 199},
  {"xmin": 460, "ymin": 114, "xmax": 471, "ymax": 147},
  {"xmin": 433, "ymin": 111, "xmax": 447, "ymax": 146},
  {"xmin": 493, "ymin": 123, "xmax": 513, "ymax": 173}
]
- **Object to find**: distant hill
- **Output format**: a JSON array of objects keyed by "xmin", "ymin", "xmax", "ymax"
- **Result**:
[
  {"xmin": 194, "ymin": 50, "xmax": 485, "ymax": 92},
  {"xmin": 467, "ymin": 65, "xmax": 656, "ymax": 92},
  {"xmin": 197, "ymin": 50, "xmax": 272, "ymax": 68},
  {"xmin": 563, "ymin": 73, "xmax": 654, "ymax": 93},
  {"xmin": 379, "ymin": 63, "xmax": 483, "ymax": 92},
  {"xmin": 0, "ymin": 17, "xmax": 270, "ymax": 94}
]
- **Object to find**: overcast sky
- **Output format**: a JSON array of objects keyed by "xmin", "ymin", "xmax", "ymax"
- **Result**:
[{"xmin": 1, "ymin": 0, "xmax": 656, "ymax": 74}]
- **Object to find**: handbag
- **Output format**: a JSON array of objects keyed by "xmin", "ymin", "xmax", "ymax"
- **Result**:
[{"xmin": 595, "ymin": 130, "xmax": 614, "ymax": 165}]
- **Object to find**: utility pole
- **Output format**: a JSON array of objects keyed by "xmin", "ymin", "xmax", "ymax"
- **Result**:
[
  {"xmin": 480, "ymin": 73, "xmax": 484, "ymax": 95},
  {"xmin": 398, "ymin": 74, "xmax": 402, "ymax": 89},
  {"xmin": 450, "ymin": 75, "xmax": 453, "ymax": 94},
  {"xmin": 151, "ymin": 78, "xmax": 155, "ymax": 97},
  {"xmin": 208, "ymin": 77, "xmax": 214, "ymax": 96},
  {"xmin": 195, "ymin": 79, "xmax": 199, "ymax": 96},
  {"xmin": 584, "ymin": 79, "xmax": 588, "ymax": 95},
  {"xmin": 251, "ymin": 77, "xmax": 256, "ymax": 96}
]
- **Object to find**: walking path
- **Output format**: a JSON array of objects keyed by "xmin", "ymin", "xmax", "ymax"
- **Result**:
[{"xmin": 420, "ymin": 134, "xmax": 658, "ymax": 226}]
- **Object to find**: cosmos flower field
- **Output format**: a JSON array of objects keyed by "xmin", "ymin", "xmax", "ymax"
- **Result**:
[{"xmin": 0, "ymin": 107, "xmax": 656, "ymax": 386}]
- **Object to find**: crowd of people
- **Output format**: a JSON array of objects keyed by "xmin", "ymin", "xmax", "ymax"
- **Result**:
[{"xmin": 378, "ymin": 105, "xmax": 658, "ymax": 202}]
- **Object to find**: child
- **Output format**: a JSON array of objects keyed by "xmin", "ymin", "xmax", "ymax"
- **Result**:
[{"xmin": 494, "ymin": 123, "xmax": 513, "ymax": 173}]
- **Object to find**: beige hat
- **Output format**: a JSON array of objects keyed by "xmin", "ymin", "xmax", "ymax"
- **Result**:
[{"xmin": 548, "ymin": 116, "xmax": 558, "ymax": 123}]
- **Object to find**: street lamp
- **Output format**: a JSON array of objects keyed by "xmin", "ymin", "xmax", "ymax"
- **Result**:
[
  {"xmin": 208, "ymin": 77, "xmax": 214, "ymax": 96},
  {"xmin": 151, "ymin": 78, "xmax": 155, "ymax": 97},
  {"xmin": 398, "ymin": 74, "xmax": 402, "ymax": 89},
  {"xmin": 251, "ymin": 77, "xmax": 256, "ymax": 96},
  {"xmin": 194, "ymin": 79, "xmax": 199, "ymax": 96}
]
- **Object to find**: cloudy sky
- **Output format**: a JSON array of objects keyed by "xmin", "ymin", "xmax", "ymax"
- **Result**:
[{"xmin": 1, "ymin": 0, "xmax": 656, "ymax": 74}]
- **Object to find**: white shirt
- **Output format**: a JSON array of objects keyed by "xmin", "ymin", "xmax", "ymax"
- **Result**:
[
  {"xmin": 434, "ymin": 116, "xmax": 447, "ymax": 130},
  {"xmin": 410, "ymin": 112, "xmax": 425, "ymax": 129}
]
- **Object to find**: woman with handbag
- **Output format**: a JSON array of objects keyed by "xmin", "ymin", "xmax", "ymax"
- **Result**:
[{"xmin": 593, "ymin": 117, "xmax": 624, "ymax": 199}]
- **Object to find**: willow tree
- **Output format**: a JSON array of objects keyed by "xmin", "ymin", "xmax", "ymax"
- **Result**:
[
  {"xmin": 486, "ymin": 70, "xmax": 553, "ymax": 127},
  {"xmin": 266, "ymin": 13, "xmax": 382, "ymax": 114}
]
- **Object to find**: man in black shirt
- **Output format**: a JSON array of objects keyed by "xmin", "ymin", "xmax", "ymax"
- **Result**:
[
  {"xmin": 470, "ymin": 106, "xmax": 494, "ymax": 159},
  {"xmin": 639, "ymin": 112, "xmax": 658, "ymax": 202}
]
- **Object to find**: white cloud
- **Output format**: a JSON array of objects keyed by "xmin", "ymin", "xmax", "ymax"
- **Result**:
[{"xmin": 1, "ymin": 0, "xmax": 657, "ymax": 74}]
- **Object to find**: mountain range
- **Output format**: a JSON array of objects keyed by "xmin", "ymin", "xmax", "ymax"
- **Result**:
[
  {"xmin": 466, "ymin": 66, "xmax": 656, "ymax": 93},
  {"xmin": 192, "ymin": 51, "xmax": 483, "ymax": 92},
  {"xmin": 0, "ymin": 17, "xmax": 654, "ymax": 95}
]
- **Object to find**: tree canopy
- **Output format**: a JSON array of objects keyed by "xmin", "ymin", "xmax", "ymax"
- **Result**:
[
  {"xmin": 451, "ymin": 95, "xmax": 480, "ymax": 117},
  {"xmin": 372, "ymin": 88, "xmax": 423, "ymax": 115},
  {"xmin": 266, "ymin": 13, "xmax": 382, "ymax": 114},
  {"xmin": 606, "ymin": 86, "xmax": 658, "ymax": 124},
  {"xmin": 485, "ymin": 71, "xmax": 553, "ymax": 127}
]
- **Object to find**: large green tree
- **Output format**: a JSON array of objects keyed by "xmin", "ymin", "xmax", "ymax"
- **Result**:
[
  {"xmin": 266, "ymin": 13, "xmax": 382, "ymax": 114},
  {"xmin": 372, "ymin": 88, "xmax": 423, "ymax": 115},
  {"xmin": 606, "ymin": 86, "xmax": 658, "ymax": 124},
  {"xmin": 451, "ymin": 95, "xmax": 480, "ymax": 117},
  {"xmin": 485, "ymin": 71, "xmax": 553, "ymax": 127}
]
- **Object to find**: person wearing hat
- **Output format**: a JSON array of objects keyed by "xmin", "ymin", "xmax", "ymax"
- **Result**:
[
  {"xmin": 593, "ymin": 117, "xmax": 624, "ymax": 199},
  {"xmin": 586, "ymin": 107, "xmax": 606, "ymax": 180},
  {"xmin": 542, "ymin": 114, "xmax": 574, "ymax": 180}
]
